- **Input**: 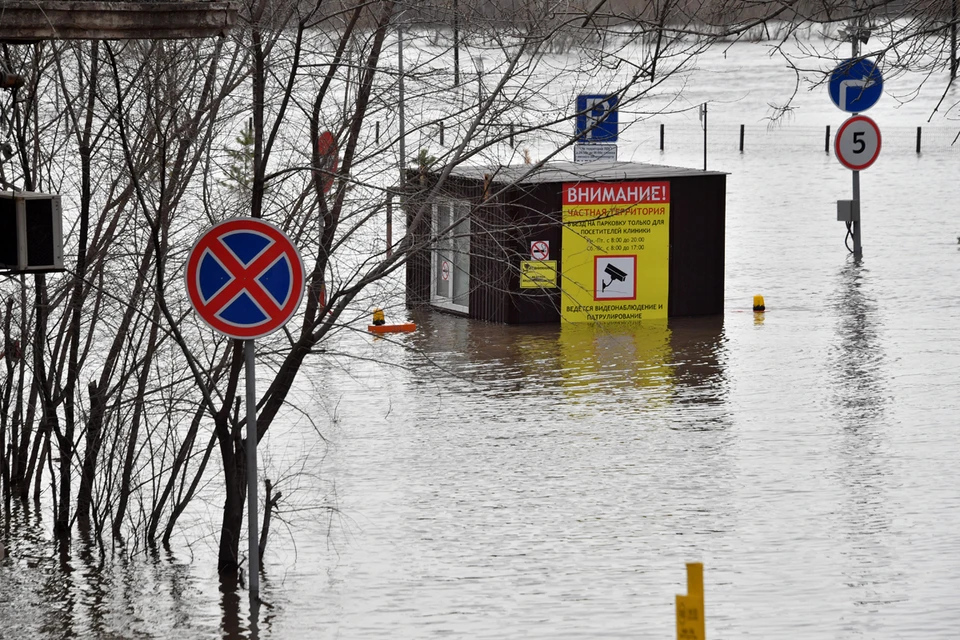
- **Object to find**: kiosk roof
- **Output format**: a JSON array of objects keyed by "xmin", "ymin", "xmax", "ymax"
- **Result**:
[{"xmin": 447, "ymin": 161, "xmax": 726, "ymax": 185}]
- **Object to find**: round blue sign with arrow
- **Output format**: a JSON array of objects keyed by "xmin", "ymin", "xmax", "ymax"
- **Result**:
[
  {"xmin": 829, "ymin": 58, "xmax": 883, "ymax": 113},
  {"xmin": 186, "ymin": 218, "xmax": 305, "ymax": 340}
]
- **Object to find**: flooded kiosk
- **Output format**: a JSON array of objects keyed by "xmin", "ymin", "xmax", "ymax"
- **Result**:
[{"xmin": 406, "ymin": 161, "xmax": 726, "ymax": 324}]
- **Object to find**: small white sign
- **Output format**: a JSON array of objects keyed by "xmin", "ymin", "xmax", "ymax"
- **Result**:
[{"xmin": 574, "ymin": 143, "xmax": 618, "ymax": 163}]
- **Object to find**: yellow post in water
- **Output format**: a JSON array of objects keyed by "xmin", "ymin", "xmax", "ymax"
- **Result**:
[
  {"xmin": 676, "ymin": 562, "xmax": 705, "ymax": 640},
  {"xmin": 753, "ymin": 295, "xmax": 765, "ymax": 312}
]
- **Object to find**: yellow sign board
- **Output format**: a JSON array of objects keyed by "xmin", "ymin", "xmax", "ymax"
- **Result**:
[
  {"xmin": 520, "ymin": 260, "xmax": 557, "ymax": 289},
  {"xmin": 560, "ymin": 181, "xmax": 670, "ymax": 323}
]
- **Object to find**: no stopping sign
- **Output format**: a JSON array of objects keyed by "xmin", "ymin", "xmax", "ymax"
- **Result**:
[
  {"xmin": 186, "ymin": 218, "xmax": 305, "ymax": 339},
  {"xmin": 835, "ymin": 115, "xmax": 881, "ymax": 171}
]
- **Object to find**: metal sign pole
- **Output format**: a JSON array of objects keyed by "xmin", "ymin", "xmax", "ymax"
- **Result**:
[
  {"xmin": 702, "ymin": 102, "xmax": 707, "ymax": 171},
  {"xmin": 398, "ymin": 22, "xmax": 406, "ymax": 194},
  {"xmin": 851, "ymin": 25, "xmax": 862, "ymax": 259},
  {"xmin": 852, "ymin": 169, "xmax": 862, "ymax": 258},
  {"xmin": 245, "ymin": 338, "xmax": 259, "ymax": 595}
]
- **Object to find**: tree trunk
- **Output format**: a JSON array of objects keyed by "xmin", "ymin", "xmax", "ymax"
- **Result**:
[
  {"xmin": 217, "ymin": 415, "xmax": 246, "ymax": 575},
  {"xmin": 258, "ymin": 478, "xmax": 280, "ymax": 562},
  {"xmin": 149, "ymin": 405, "xmax": 204, "ymax": 543},
  {"xmin": 20, "ymin": 377, "xmax": 41, "ymax": 503},
  {"xmin": 113, "ymin": 305, "xmax": 159, "ymax": 540},
  {"xmin": 75, "ymin": 381, "xmax": 104, "ymax": 533},
  {"xmin": 14, "ymin": 282, "xmax": 31, "ymax": 501},
  {"xmin": 71, "ymin": 45, "xmax": 105, "ymax": 537}
]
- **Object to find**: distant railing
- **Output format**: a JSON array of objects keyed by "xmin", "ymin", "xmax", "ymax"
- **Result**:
[{"xmin": 649, "ymin": 123, "xmax": 960, "ymax": 154}]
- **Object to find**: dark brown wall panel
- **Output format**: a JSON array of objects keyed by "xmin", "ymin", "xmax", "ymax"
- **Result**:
[{"xmin": 667, "ymin": 175, "xmax": 726, "ymax": 317}]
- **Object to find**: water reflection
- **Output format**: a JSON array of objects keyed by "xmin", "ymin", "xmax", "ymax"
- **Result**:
[
  {"xmin": 828, "ymin": 261, "xmax": 902, "ymax": 634},
  {"xmin": 221, "ymin": 572, "xmax": 262, "ymax": 639},
  {"xmin": 0, "ymin": 500, "xmax": 241, "ymax": 639},
  {"xmin": 76, "ymin": 533, "xmax": 110, "ymax": 638},
  {"xmin": 830, "ymin": 261, "xmax": 887, "ymax": 427},
  {"xmin": 557, "ymin": 321, "xmax": 674, "ymax": 399},
  {"xmin": 406, "ymin": 312, "xmax": 728, "ymax": 410}
]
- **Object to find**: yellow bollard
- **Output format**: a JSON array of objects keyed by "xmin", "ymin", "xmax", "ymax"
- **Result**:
[
  {"xmin": 372, "ymin": 308, "xmax": 385, "ymax": 326},
  {"xmin": 676, "ymin": 562, "xmax": 705, "ymax": 640},
  {"xmin": 752, "ymin": 295, "xmax": 765, "ymax": 312}
]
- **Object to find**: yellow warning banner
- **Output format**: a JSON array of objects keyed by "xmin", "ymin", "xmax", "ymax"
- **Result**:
[
  {"xmin": 519, "ymin": 260, "xmax": 558, "ymax": 289},
  {"xmin": 561, "ymin": 181, "xmax": 670, "ymax": 323}
]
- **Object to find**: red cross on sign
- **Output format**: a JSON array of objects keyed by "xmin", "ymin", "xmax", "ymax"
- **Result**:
[
  {"xmin": 531, "ymin": 240, "xmax": 550, "ymax": 261},
  {"xmin": 186, "ymin": 218, "xmax": 305, "ymax": 340}
]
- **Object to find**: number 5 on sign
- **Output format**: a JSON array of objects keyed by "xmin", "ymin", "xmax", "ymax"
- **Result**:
[{"xmin": 835, "ymin": 115, "xmax": 882, "ymax": 171}]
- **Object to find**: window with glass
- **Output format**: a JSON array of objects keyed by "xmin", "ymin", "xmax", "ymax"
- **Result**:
[{"xmin": 430, "ymin": 200, "xmax": 471, "ymax": 313}]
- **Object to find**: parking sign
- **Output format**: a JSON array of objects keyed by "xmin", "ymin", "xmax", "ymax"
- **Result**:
[{"xmin": 576, "ymin": 94, "xmax": 619, "ymax": 142}]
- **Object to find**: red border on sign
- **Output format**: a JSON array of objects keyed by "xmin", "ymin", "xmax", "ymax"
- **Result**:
[
  {"xmin": 593, "ymin": 254, "xmax": 636, "ymax": 301},
  {"xmin": 834, "ymin": 115, "xmax": 881, "ymax": 171},
  {"xmin": 185, "ymin": 218, "xmax": 305, "ymax": 339},
  {"xmin": 531, "ymin": 240, "xmax": 549, "ymax": 261}
]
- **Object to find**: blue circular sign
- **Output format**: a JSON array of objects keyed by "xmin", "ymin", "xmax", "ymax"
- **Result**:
[{"xmin": 829, "ymin": 58, "xmax": 883, "ymax": 113}]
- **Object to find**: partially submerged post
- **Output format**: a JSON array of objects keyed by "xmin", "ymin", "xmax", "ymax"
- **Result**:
[{"xmin": 676, "ymin": 562, "xmax": 706, "ymax": 639}]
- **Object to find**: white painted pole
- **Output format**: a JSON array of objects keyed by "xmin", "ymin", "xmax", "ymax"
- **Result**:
[{"xmin": 245, "ymin": 339, "xmax": 259, "ymax": 595}]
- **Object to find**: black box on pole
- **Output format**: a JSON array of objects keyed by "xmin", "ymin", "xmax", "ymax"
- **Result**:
[{"xmin": 0, "ymin": 191, "xmax": 64, "ymax": 272}]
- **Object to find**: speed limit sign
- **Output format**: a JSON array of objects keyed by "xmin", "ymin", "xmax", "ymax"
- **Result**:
[{"xmin": 834, "ymin": 115, "xmax": 881, "ymax": 171}]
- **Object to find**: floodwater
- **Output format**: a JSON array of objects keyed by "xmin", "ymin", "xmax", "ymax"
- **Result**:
[{"xmin": 3, "ymin": 39, "xmax": 960, "ymax": 639}]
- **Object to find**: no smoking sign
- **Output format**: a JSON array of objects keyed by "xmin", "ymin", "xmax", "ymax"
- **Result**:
[{"xmin": 530, "ymin": 240, "xmax": 550, "ymax": 261}]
